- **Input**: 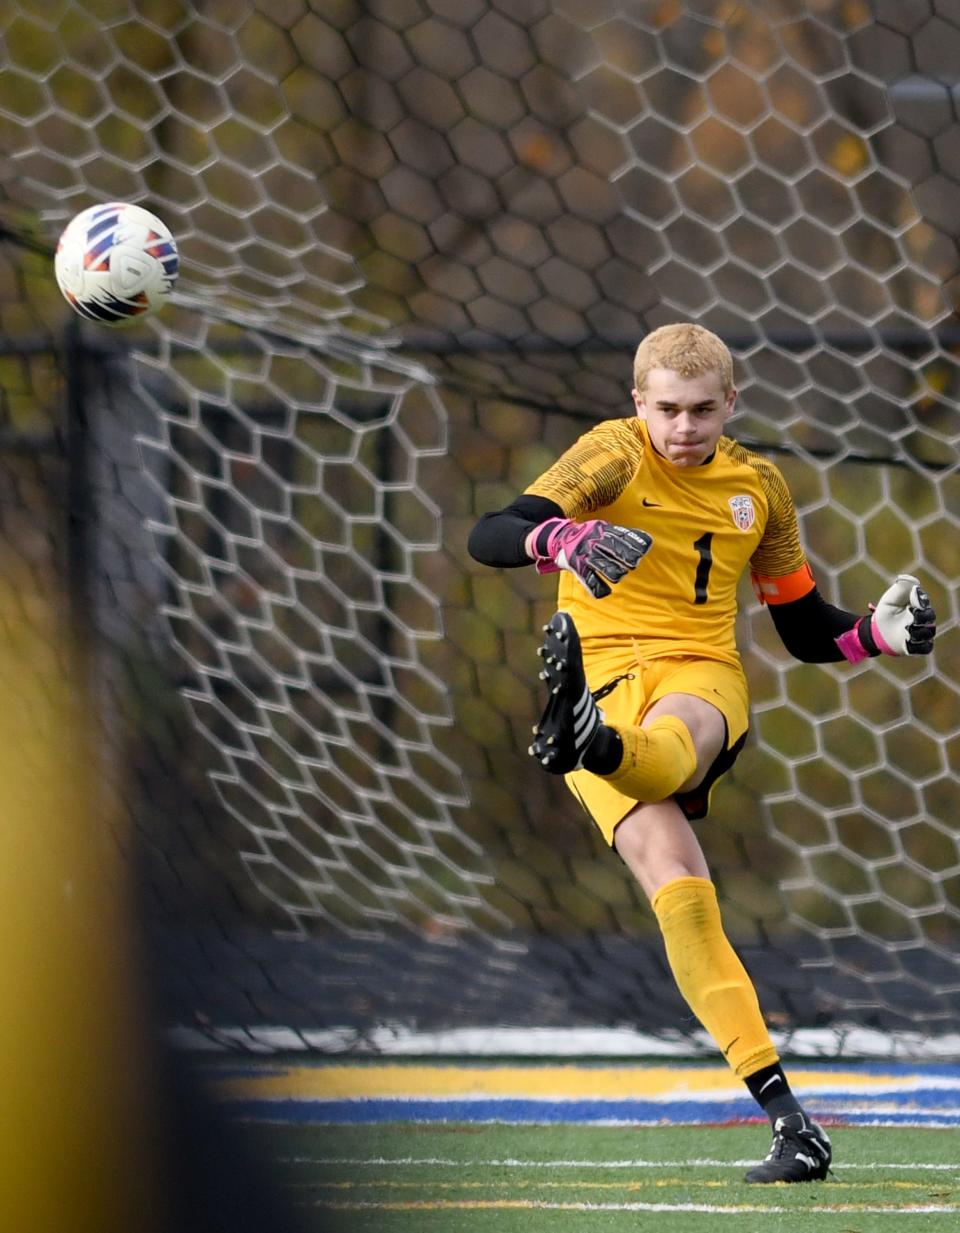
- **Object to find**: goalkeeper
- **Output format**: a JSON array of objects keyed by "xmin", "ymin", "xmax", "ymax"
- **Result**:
[{"xmin": 468, "ymin": 322, "xmax": 936, "ymax": 1184}]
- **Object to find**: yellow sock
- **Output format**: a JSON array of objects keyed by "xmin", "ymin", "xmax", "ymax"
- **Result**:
[
  {"xmin": 605, "ymin": 715, "xmax": 697, "ymax": 802},
  {"xmin": 652, "ymin": 876, "xmax": 779, "ymax": 1078}
]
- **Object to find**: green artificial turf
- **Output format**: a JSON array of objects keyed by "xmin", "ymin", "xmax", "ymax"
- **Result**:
[{"xmin": 240, "ymin": 1120, "xmax": 960, "ymax": 1233}]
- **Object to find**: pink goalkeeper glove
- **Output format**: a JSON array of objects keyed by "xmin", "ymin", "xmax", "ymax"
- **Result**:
[
  {"xmin": 836, "ymin": 574, "xmax": 936, "ymax": 663},
  {"xmin": 529, "ymin": 518, "xmax": 653, "ymax": 599}
]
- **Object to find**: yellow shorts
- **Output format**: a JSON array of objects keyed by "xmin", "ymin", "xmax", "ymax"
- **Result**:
[{"xmin": 566, "ymin": 645, "xmax": 750, "ymax": 845}]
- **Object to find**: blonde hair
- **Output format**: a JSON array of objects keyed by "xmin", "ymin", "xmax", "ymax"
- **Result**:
[{"xmin": 633, "ymin": 323, "xmax": 734, "ymax": 395}]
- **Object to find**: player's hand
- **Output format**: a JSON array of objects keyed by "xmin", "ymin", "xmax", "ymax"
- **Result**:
[
  {"xmin": 838, "ymin": 574, "xmax": 936, "ymax": 661},
  {"xmin": 866, "ymin": 574, "xmax": 936, "ymax": 655},
  {"xmin": 529, "ymin": 517, "xmax": 652, "ymax": 599}
]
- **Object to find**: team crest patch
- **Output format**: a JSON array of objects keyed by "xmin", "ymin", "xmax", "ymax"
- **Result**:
[{"xmin": 729, "ymin": 494, "xmax": 756, "ymax": 531}]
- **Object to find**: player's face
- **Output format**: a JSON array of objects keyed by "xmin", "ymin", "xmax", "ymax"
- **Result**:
[{"xmin": 632, "ymin": 368, "xmax": 735, "ymax": 467}]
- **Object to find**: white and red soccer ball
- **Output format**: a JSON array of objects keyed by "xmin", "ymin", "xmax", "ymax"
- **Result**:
[{"xmin": 54, "ymin": 202, "xmax": 179, "ymax": 326}]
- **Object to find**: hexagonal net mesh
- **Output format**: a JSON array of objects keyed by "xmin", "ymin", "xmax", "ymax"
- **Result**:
[{"xmin": 2, "ymin": 0, "xmax": 960, "ymax": 1055}]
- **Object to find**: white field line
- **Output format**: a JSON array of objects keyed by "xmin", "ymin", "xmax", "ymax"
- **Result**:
[
  {"xmin": 310, "ymin": 1199, "xmax": 960, "ymax": 1214},
  {"xmin": 285, "ymin": 1155, "xmax": 960, "ymax": 1172}
]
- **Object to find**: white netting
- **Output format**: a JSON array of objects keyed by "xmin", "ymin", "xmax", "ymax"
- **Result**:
[
  {"xmin": 132, "ymin": 326, "xmax": 504, "ymax": 940},
  {"xmin": 1, "ymin": 0, "xmax": 959, "ymax": 1049}
]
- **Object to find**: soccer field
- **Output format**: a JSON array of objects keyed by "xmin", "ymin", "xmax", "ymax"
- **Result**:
[
  {"xmin": 209, "ymin": 1060, "xmax": 960, "ymax": 1231},
  {"xmin": 242, "ymin": 1121, "xmax": 960, "ymax": 1232}
]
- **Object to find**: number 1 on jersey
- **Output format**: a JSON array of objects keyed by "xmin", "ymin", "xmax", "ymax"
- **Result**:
[{"xmin": 693, "ymin": 532, "xmax": 714, "ymax": 605}]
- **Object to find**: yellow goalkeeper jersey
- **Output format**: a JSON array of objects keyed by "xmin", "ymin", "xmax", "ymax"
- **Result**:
[{"xmin": 525, "ymin": 417, "xmax": 813, "ymax": 668}]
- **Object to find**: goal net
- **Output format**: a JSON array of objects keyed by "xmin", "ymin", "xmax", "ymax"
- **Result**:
[{"xmin": 2, "ymin": 0, "xmax": 959, "ymax": 1058}]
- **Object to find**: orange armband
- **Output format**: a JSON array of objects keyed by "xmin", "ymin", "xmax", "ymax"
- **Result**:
[{"xmin": 750, "ymin": 563, "xmax": 816, "ymax": 606}]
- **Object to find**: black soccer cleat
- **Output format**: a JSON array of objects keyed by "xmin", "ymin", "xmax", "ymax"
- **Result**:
[
  {"xmin": 529, "ymin": 611, "xmax": 602, "ymax": 774},
  {"xmin": 744, "ymin": 1112, "xmax": 833, "ymax": 1184}
]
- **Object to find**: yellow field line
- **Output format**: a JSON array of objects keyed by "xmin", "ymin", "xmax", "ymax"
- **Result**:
[
  {"xmin": 285, "ymin": 1177, "xmax": 950, "ymax": 1193},
  {"xmin": 212, "ymin": 1064, "xmax": 942, "ymax": 1100}
]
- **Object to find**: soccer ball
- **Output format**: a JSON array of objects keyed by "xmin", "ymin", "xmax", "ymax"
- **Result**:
[{"xmin": 54, "ymin": 202, "xmax": 179, "ymax": 326}]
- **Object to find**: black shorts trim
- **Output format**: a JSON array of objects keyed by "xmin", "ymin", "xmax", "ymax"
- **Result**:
[{"xmin": 674, "ymin": 728, "xmax": 748, "ymax": 821}]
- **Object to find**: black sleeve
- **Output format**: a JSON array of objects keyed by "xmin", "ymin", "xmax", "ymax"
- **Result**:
[
  {"xmin": 768, "ymin": 586, "xmax": 873, "ymax": 663},
  {"xmin": 467, "ymin": 495, "xmax": 563, "ymax": 568}
]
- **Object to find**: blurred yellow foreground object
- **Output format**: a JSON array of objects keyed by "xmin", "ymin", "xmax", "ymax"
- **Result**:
[{"xmin": 0, "ymin": 562, "xmax": 165, "ymax": 1233}]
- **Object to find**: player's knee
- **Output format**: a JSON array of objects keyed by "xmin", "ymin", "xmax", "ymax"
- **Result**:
[
  {"xmin": 605, "ymin": 715, "xmax": 697, "ymax": 800},
  {"xmin": 648, "ymin": 697, "xmax": 727, "ymax": 782}
]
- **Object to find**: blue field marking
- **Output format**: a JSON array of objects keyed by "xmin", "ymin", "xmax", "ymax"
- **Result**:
[
  {"xmin": 226, "ymin": 1098, "xmax": 763, "ymax": 1124},
  {"xmin": 223, "ymin": 1097, "xmax": 960, "ymax": 1127},
  {"xmin": 209, "ymin": 1060, "xmax": 960, "ymax": 1127}
]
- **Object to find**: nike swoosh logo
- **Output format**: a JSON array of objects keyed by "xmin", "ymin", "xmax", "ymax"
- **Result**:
[
  {"xmin": 759, "ymin": 1074, "xmax": 782, "ymax": 1094},
  {"xmin": 641, "ymin": 498, "xmax": 661, "ymax": 507}
]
